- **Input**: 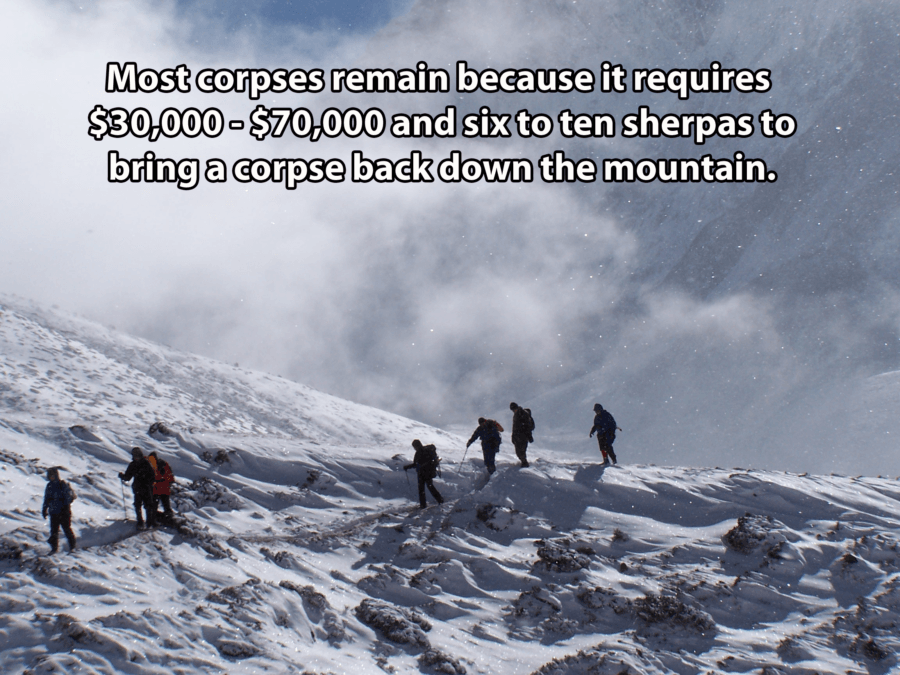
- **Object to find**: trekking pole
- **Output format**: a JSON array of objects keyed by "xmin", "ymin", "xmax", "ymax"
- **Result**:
[
  {"xmin": 457, "ymin": 444, "xmax": 470, "ymax": 475},
  {"xmin": 120, "ymin": 481, "xmax": 128, "ymax": 521}
]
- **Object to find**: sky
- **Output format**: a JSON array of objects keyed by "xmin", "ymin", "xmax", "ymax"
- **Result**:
[
  {"xmin": 177, "ymin": 0, "xmax": 409, "ymax": 32},
  {"xmin": 1, "ymin": 0, "xmax": 899, "ymax": 475},
  {"xmin": 77, "ymin": 0, "xmax": 410, "ymax": 34}
]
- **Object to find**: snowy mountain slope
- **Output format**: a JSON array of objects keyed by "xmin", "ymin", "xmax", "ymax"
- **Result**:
[
  {"xmin": 2, "ymin": 300, "xmax": 900, "ymax": 675},
  {"xmin": 0, "ymin": 296, "xmax": 454, "ymax": 446}
]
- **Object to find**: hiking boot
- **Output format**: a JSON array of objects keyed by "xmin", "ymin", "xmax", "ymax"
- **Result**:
[{"xmin": 521, "ymin": 461, "xmax": 529, "ymax": 468}]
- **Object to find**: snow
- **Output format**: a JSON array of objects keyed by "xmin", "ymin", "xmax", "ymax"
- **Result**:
[{"xmin": 2, "ymin": 298, "xmax": 900, "ymax": 674}]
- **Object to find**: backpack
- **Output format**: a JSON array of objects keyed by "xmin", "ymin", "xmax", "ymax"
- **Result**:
[
  {"xmin": 63, "ymin": 481, "xmax": 76, "ymax": 505},
  {"xmin": 136, "ymin": 459, "xmax": 156, "ymax": 487},
  {"xmin": 420, "ymin": 444, "xmax": 441, "ymax": 478},
  {"xmin": 524, "ymin": 408, "xmax": 535, "ymax": 432},
  {"xmin": 158, "ymin": 461, "xmax": 174, "ymax": 484},
  {"xmin": 483, "ymin": 420, "xmax": 502, "ymax": 444},
  {"xmin": 595, "ymin": 410, "xmax": 616, "ymax": 441}
]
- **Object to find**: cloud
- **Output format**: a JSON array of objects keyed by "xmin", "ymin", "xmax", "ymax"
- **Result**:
[
  {"xmin": 2, "ymin": 0, "xmax": 900, "ymax": 476},
  {"xmin": 1, "ymin": 0, "xmax": 637, "ymax": 419}
]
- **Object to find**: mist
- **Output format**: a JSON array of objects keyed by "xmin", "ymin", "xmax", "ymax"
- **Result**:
[{"xmin": 2, "ymin": 0, "xmax": 899, "ymax": 476}]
